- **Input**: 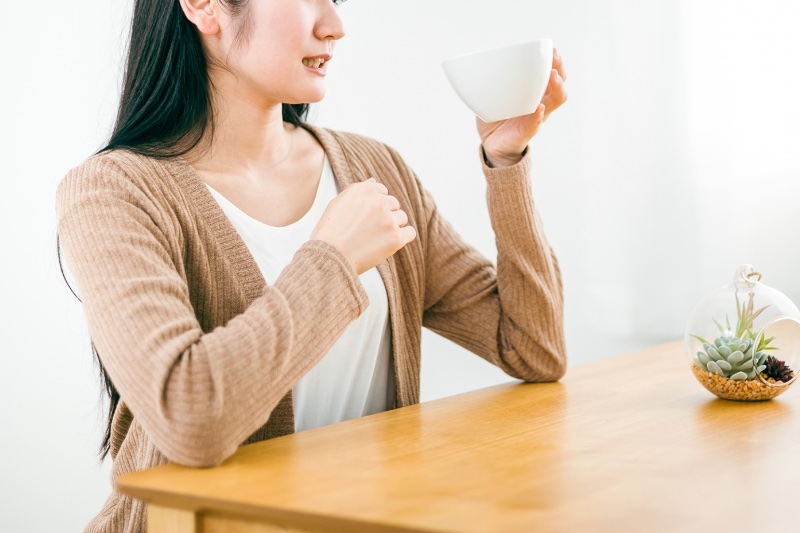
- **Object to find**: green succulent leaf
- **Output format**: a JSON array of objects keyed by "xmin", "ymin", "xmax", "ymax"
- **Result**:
[
  {"xmin": 707, "ymin": 361, "xmax": 723, "ymax": 376},
  {"xmin": 717, "ymin": 359, "xmax": 733, "ymax": 371},
  {"xmin": 691, "ymin": 290, "xmax": 780, "ymax": 382},
  {"xmin": 728, "ymin": 351, "xmax": 744, "ymax": 364}
]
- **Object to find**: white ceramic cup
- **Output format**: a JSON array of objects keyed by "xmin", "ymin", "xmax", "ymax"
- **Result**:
[{"xmin": 441, "ymin": 38, "xmax": 554, "ymax": 123}]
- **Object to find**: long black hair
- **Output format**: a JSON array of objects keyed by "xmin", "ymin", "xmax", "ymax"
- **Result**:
[
  {"xmin": 67, "ymin": 0, "xmax": 309, "ymax": 459},
  {"xmin": 104, "ymin": 0, "xmax": 309, "ymax": 158}
]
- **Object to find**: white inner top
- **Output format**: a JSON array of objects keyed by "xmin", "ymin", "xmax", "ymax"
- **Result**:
[{"xmin": 206, "ymin": 156, "xmax": 393, "ymax": 432}]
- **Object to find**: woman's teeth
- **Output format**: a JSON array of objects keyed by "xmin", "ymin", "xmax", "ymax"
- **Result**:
[{"xmin": 302, "ymin": 58, "xmax": 324, "ymax": 68}]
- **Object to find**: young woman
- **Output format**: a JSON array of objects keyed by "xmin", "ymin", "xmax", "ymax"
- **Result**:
[{"xmin": 57, "ymin": 0, "xmax": 568, "ymax": 530}]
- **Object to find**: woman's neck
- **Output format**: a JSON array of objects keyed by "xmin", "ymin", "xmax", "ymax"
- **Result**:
[
  {"xmin": 187, "ymin": 76, "xmax": 297, "ymax": 177},
  {"xmin": 198, "ymin": 115, "xmax": 292, "ymax": 173}
]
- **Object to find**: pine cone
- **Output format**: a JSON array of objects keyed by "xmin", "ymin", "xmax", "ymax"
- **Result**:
[{"xmin": 763, "ymin": 356, "xmax": 794, "ymax": 383}]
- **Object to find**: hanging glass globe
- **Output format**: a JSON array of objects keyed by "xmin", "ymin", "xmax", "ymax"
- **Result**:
[{"xmin": 684, "ymin": 265, "xmax": 800, "ymax": 401}]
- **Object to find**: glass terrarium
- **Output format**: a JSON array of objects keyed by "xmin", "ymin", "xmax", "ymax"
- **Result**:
[{"xmin": 685, "ymin": 265, "xmax": 800, "ymax": 401}]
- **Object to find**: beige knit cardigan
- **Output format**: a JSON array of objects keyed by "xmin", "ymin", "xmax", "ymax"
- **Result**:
[{"xmin": 56, "ymin": 125, "xmax": 567, "ymax": 532}]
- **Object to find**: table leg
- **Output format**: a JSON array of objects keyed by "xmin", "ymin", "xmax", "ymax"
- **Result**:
[{"xmin": 147, "ymin": 505, "xmax": 197, "ymax": 532}]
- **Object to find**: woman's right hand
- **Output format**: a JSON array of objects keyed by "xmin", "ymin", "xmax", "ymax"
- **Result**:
[{"xmin": 311, "ymin": 178, "xmax": 417, "ymax": 275}]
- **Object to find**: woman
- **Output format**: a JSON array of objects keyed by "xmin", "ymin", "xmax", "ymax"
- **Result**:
[{"xmin": 57, "ymin": 0, "xmax": 568, "ymax": 531}]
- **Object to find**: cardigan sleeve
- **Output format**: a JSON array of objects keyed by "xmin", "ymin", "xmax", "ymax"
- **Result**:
[
  {"xmin": 418, "ymin": 148, "xmax": 567, "ymax": 382},
  {"xmin": 56, "ymin": 156, "xmax": 368, "ymax": 467}
]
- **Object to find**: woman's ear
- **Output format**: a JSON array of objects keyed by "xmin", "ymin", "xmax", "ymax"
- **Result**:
[{"xmin": 178, "ymin": 0, "xmax": 220, "ymax": 35}]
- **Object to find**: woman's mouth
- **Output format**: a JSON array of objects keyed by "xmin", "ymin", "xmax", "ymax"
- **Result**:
[{"xmin": 302, "ymin": 58, "xmax": 326, "ymax": 69}]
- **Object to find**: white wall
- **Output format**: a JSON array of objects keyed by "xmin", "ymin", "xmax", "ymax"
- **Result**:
[{"xmin": 2, "ymin": 1, "xmax": 798, "ymax": 531}]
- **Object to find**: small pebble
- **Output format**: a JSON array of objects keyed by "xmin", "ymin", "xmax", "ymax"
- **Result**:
[{"xmin": 690, "ymin": 364, "xmax": 790, "ymax": 401}]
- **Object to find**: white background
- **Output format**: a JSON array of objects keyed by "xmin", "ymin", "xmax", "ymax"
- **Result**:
[{"xmin": 2, "ymin": 1, "xmax": 799, "ymax": 530}]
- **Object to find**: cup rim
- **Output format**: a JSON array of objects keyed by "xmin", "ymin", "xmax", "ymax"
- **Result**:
[{"xmin": 441, "ymin": 37, "xmax": 553, "ymax": 66}]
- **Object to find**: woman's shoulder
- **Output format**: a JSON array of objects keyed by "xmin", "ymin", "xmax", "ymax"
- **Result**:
[
  {"xmin": 62, "ymin": 149, "xmax": 174, "ymax": 187},
  {"xmin": 56, "ymin": 149, "xmax": 184, "ymax": 213}
]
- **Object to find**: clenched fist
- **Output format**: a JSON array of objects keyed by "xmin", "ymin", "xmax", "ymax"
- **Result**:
[{"xmin": 311, "ymin": 178, "xmax": 416, "ymax": 274}]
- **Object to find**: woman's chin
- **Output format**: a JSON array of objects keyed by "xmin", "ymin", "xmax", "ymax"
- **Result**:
[{"xmin": 295, "ymin": 90, "xmax": 326, "ymax": 105}]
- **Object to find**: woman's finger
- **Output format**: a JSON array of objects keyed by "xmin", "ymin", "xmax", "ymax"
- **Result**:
[
  {"xmin": 541, "ymin": 69, "xmax": 567, "ymax": 118},
  {"xmin": 384, "ymin": 195, "xmax": 401, "ymax": 212},
  {"xmin": 362, "ymin": 178, "xmax": 389, "ymax": 195},
  {"xmin": 373, "ymin": 180, "xmax": 389, "ymax": 195},
  {"xmin": 552, "ymin": 48, "xmax": 567, "ymax": 81},
  {"xmin": 398, "ymin": 224, "xmax": 417, "ymax": 245},
  {"xmin": 524, "ymin": 104, "xmax": 546, "ymax": 133},
  {"xmin": 392, "ymin": 209, "xmax": 409, "ymax": 228}
]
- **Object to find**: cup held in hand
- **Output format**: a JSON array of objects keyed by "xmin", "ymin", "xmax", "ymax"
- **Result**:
[{"xmin": 441, "ymin": 39, "xmax": 553, "ymax": 123}]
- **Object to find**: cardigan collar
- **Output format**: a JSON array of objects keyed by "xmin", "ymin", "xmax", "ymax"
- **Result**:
[
  {"xmin": 163, "ymin": 123, "xmax": 402, "ymax": 411},
  {"xmin": 163, "ymin": 124, "xmax": 369, "ymax": 303}
]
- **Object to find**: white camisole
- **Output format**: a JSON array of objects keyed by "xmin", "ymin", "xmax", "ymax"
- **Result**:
[{"xmin": 206, "ymin": 156, "xmax": 393, "ymax": 432}]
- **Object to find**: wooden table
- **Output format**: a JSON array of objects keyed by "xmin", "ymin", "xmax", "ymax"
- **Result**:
[{"xmin": 117, "ymin": 342, "xmax": 800, "ymax": 532}]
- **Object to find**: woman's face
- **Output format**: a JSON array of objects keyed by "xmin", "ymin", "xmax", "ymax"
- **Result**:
[{"xmin": 211, "ymin": 0, "xmax": 346, "ymax": 108}]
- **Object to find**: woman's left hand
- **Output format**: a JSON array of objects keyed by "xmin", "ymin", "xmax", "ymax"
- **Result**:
[{"xmin": 478, "ymin": 48, "xmax": 568, "ymax": 168}]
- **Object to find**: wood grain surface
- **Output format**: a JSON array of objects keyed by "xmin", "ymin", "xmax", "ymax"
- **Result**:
[{"xmin": 118, "ymin": 342, "xmax": 800, "ymax": 532}]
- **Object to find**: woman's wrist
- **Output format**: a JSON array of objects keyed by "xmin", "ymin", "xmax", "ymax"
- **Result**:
[{"xmin": 482, "ymin": 146, "xmax": 528, "ymax": 169}]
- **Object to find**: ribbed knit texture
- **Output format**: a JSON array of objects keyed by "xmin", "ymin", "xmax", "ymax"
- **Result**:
[{"xmin": 56, "ymin": 126, "xmax": 566, "ymax": 533}]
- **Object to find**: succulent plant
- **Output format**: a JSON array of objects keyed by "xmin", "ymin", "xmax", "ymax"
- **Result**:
[
  {"xmin": 692, "ymin": 291, "xmax": 777, "ymax": 381},
  {"xmin": 694, "ymin": 336, "xmax": 767, "ymax": 380},
  {"xmin": 763, "ymin": 356, "xmax": 794, "ymax": 383}
]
